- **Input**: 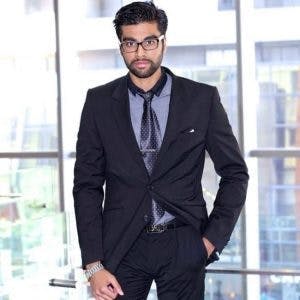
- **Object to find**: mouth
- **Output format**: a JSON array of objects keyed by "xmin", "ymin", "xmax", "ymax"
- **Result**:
[{"xmin": 133, "ymin": 60, "xmax": 150, "ymax": 68}]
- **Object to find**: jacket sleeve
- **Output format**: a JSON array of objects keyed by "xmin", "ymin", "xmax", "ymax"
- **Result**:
[
  {"xmin": 204, "ymin": 87, "xmax": 249, "ymax": 254},
  {"xmin": 73, "ymin": 89, "xmax": 106, "ymax": 268}
]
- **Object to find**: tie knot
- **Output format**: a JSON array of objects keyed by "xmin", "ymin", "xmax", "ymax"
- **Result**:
[{"xmin": 139, "ymin": 91, "xmax": 153, "ymax": 103}]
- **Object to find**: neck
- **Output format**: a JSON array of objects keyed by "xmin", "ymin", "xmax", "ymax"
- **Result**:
[{"xmin": 129, "ymin": 67, "xmax": 162, "ymax": 92}]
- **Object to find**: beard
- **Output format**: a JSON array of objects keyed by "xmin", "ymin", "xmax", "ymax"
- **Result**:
[{"xmin": 123, "ymin": 50, "xmax": 164, "ymax": 79}]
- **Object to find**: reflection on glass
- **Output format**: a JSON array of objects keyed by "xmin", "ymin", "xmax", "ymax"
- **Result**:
[
  {"xmin": 258, "ymin": 158, "xmax": 300, "ymax": 272},
  {"xmin": 85, "ymin": 0, "xmax": 121, "ymax": 17},
  {"xmin": 205, "ymin": 273, "xmax": 242, "ymax": 300},
  {"xmin": 0, "ymin": 158, "xmax": 59, "ymax": 223},
  {"xmin": 25, "ymin": 0, "xmax": 53, "ymax": 14},
  {"xmin": 0, "ymin": 213, "xmax": 70, "ymax": 299},
  {"xmin": 0, "ymin": 1, "xmax": 57, "ymax": 152},
  {"xmin": 255, "ymin": 0, "xmax": 300, "ymax": 8},
  {"xmin": 205, "ymin": 273, "xmax": 300, "ymax": 300},
  {"xmin": 260, "ymin": 274, "xmax": 300, "ymax": 300},
  {"xmin": 256, "ymin": 42, "xmax": 300, "ymax": 148},
  {"xmin": 218, "ymin": 0, "xmax": 235, "ymax": 10}
]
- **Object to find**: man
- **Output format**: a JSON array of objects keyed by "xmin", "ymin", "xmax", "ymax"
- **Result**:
[{"xmin": 73, "ymin": 2, "xmax": 249, "ymax": 299}]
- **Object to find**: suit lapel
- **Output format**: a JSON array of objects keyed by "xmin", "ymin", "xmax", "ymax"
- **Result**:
[
  {"xmin": 151, "ymin": 75, "xmax": 186, "ymax": 180},
  {"xmin": 112, "ymin": 77, "xmax": 150, "ymax": 179}
]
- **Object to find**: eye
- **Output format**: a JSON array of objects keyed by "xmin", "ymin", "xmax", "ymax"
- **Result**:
[
  {"xmin": 143, "ymin": 39, "xmax": 156, "ymax": 47},
  {"xmin": 124, "ymin": 41, "xmax": 136, "ymax": 48}
]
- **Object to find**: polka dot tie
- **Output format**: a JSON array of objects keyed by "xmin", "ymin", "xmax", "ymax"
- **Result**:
[{"xmin": 140, "ymin": 91, "xmax": 165, "ymax": 224}]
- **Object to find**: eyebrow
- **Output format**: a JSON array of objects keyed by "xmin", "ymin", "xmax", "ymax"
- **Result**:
[{"xmin": 122, "ymin": 35, "xmax": 159, "ymax": 42}]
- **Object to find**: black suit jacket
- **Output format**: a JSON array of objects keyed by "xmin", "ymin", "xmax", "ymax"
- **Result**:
[{"xmin": 73, "ymin": 67, "xmax": 249, "ymax": 273}]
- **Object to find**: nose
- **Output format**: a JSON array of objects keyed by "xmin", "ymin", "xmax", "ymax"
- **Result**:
[{"xmin": 136, "ymin": 43, "xmax": 146, "ymax": 57}]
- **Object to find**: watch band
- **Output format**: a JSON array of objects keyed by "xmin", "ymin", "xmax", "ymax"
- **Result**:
[{"xmin": 85, "ymin": 262, "xmax": 104, "ymax": 280}]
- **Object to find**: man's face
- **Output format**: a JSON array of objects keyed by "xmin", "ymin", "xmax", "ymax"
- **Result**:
[{"xmin": 119, "ymin": 22, "xmax": 166, "ymax": 79}]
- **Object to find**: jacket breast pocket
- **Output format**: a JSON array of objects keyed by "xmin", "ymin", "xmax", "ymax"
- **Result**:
[{"xmin": 173, "ymin": 128, "xmax": 205, "ymax": 151}]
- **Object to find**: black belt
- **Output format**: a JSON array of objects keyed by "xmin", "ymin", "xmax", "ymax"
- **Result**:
[{"xmin": 144, "ymin": 219, "xmax": 187, "ymax": 233}]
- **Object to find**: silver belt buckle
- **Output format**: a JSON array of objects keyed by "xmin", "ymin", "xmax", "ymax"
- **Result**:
[{"xmin": 147, "ymin": 224, "xmax": 167, "ymax": 233}]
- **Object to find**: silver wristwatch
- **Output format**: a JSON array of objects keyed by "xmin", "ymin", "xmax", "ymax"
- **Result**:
[{"xmin": 85, "ymin": 262, "xmax": 104, "ymax": 280}]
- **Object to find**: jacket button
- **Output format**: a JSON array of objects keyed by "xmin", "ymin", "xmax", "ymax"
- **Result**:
[
  {"xmin": 147, "ymin": 185, "xmax": 154, "ymax": 190},
  {"xmin": 144, "ymin": 215, "xmax": 149, "ymax": 222}
]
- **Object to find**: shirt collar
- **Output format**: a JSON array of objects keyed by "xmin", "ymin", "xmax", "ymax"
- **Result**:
[{"xmin": 127, "ymin": 68, "xmax": 167, "ymax": 97}]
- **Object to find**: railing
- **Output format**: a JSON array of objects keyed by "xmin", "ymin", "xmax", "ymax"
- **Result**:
[{"xmin": 49, "ymin": 267, "xmax": 300, "ymax": 288}]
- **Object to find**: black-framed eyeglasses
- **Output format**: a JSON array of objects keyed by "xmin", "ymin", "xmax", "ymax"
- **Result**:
[{"xmin": 120, "ymin": 35, "xmax": 165, "ymax": 53}]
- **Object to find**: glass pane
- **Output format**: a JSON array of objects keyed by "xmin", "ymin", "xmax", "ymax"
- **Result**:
[
  {"xmin": 205, "ymin": 273, "xmax": 300, "ymax": 300},
  {"xmin": 218, "ymin": 0, "xmax": 235, "ymax": 10},
  {"xmin": 0, "ymin": 1, "xmax": 57, "ymax": 152},
  {"xmin": 258, "ymin": 158, "xmax": 300, "ymax": 270},
  {"xmin": 0, "ymin": 158, "xmax": 59, "ymax": 222},
  {"xmin": 205, "ymin": 273, "xmax": 243, "ymax": 300},
  {"xmin": 255, "ymin": 0, "xmax": 300, "ymax": 8},
  {"xmin": 256, "ymin": 42, "xmax": 300, "ymax": 148},
  {"xmin": 85, "ymin": 0, "xmax": 121, "ymax": 17},
  {"xmin": 0, "ymin": 213, "xmax": 72, "ymax": 299}
]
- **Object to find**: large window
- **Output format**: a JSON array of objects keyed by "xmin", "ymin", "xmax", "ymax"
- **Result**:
[
  {"xmin": 0, "ymin": 3, "xmax": 57, "ymax": 152},
  {"xmin": 1, "ymin": 1, "xmax": 300, "ymax": 299},
  {"xmin": 253, "ymin": 40, "xmax": 300, "ymax": 296},
  {"xmin": 256, "ymin": 42, "xmax": 300, "ymax": 148},
  {"xmin": 0, "ymin": 1, "xmax": 63, "ymax": 297}
]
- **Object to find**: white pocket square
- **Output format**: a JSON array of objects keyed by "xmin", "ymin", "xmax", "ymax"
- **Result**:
[{"xmin": 180, "ymin": 127, "xmax": 196, "ymax": 135}]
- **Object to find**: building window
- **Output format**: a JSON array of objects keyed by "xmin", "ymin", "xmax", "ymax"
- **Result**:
[
  {"xmin": 85, "ymin": 0, "xmax": 121, "ymax": 17},
  {"xmin": 256, "ymin": 42, "xmax": 300, "ymax": 62},
  {"xmin": 218, "ymin": 0, "xmax": 235, "ymax": 10},
  {"xmin": 24, "ymin": 0, "xmax": 52, "ymax": 14},
  {"xmin": 255, "ymin": 0, "xmax": 300, "ymax": 8}
]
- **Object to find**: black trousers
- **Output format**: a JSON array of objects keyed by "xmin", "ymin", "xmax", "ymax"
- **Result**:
[{"xmin": 115, "ymin": 224, "xmax": 207, "ymax": 300}]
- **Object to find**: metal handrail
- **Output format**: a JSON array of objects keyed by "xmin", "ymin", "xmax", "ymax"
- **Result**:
[
  {"xmin": 248, "ymin": 148, "xmax": 300, "ymax": 157},
  {"xmin": 49, "ymin": 279, "xmax": 77, "ymax": 289},
  {"xmin": 0, "ymin": 194, "xmax": 22, "ymax": 198},
  {"xmin": 49, "ymin": 267, "xmax": 300, "ymax": 288},
  {"xmin": 206, "ymin": 267, "xmax": 300, "ymax": 276},
  {"xmin": 0, "ymin": 151, "xmax": 58, "ymax": 158}
]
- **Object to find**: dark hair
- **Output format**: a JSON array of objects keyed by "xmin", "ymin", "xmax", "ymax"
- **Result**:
[{"xmin": 113, "ymin": 1, "xmax": 168, "ymax": 41}]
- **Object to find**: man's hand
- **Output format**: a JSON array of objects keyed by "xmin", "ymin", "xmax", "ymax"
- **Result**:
[
  {"xmin": 88, "ymin": 267, "xmax": 124, "ymax": 300},
  {"xmin": 202, "ymin": 237, "xmax": 215, "ymax": 258}
]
